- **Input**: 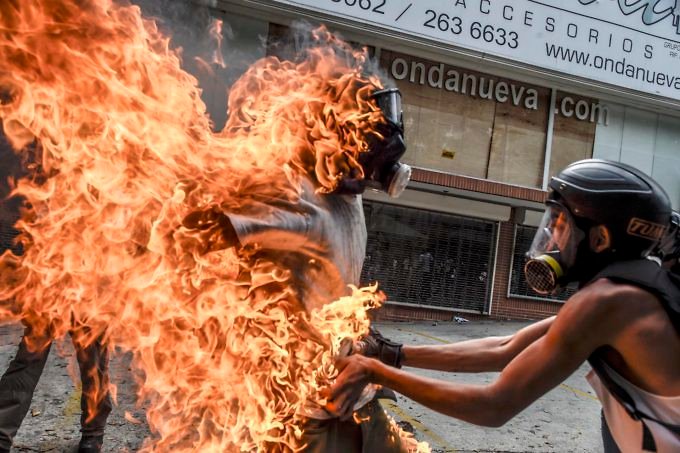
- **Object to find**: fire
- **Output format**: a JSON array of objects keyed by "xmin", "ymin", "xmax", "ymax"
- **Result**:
[{"xmin": 0, "ymin": 0, "xmax": 430, "ymax": 451}]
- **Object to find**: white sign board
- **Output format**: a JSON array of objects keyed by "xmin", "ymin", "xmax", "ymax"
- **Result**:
[{"xmin": 269, "ymin": 0, "xmax": 680, "ymax": 101}]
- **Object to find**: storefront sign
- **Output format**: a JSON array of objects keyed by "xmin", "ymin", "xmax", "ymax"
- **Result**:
[
  {"xmin": 389, "ymin": 55, "xmax": 609, "ymax": 124},
  {"xmin": 270, "ymin": 0, "xmax": 680, "ymax": 101}
]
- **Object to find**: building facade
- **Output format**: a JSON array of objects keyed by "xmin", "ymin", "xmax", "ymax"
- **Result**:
[{"xmin": 1, "ymin": 0, "xmax": 678, "ymax": 321}]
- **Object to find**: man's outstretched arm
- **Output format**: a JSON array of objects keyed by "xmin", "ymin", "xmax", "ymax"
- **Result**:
[
  {"xmin": 327, "ymin": 281, "xmax": 626, "ymax": 425},
  {"xmin": 401, "ymin": 315, "xmax": 555, "ymax": 373}
]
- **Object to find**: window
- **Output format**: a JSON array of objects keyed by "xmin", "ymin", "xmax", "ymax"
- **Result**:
[
  {"xmin": 381, "ymin": 50, "xmax": 549, "ymax": 188},
  {"xmin": 593, "ymin": 104, "xmax": 680, "ymax": 210}
]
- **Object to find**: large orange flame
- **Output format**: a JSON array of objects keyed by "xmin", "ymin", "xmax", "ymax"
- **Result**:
[{"xmin": 0, "ymin": 0, "xmax": 429, "ymax": 451}]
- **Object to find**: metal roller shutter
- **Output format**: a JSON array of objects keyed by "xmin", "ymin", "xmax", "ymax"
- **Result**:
[{"xmin": 361, "ymin": 200, "xmax": 497, "ymax": 313}]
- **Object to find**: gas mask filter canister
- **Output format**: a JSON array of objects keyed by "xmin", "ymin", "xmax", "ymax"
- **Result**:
[{"xmin": 384, "ymin": 162, "xmax": 411, "ymax": 198}]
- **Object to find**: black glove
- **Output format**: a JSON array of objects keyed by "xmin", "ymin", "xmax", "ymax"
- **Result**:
[{"xmin": 354, "ymin": 326, "xmax": 403, "ymax": 368}]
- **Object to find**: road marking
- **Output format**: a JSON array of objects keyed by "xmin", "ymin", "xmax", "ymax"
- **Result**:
[
  {"xmin": 381, "ymin": 400, "xmax": 457, "ymax": 452},
  {"xmin": 397, "ymin": 327, "xmax": 452, "ymax": 345},
  {"xmin": 393, "ymin": 327, "xmax": 599, "ymax": 402},
  {"xmin": 559, "ymin": 383, "xmax": 599, "ymax": 401}
]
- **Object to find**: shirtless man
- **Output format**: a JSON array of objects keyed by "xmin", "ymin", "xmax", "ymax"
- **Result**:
[{"xmin": 328, "ymin": 159, "xmax": 680, "ymax": 452}]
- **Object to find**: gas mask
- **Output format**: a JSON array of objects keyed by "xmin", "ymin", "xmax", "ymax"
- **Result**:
[
  {"xmin": 524, "ymin": 202, "xmax": 586, "ymax": 295},
  {"xmin": 337, "ymin": 88, "xmax": 411, "ymax": 198}
]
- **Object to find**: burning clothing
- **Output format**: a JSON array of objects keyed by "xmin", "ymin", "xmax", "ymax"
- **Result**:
[
  {"xmin": 224, "ymin": 175, "xmax": 377, "ymax": 418},
  {"xmin": 300, "ymin": 400, "xmax": 411, "ymax": 453},
  {"xmin": 0, "ymin": 0, "xmax": 412, "ymax": 448},
  {"xmin": 228, "ymin": 177, "xmax": 366, "ymax": 314},
  {"xmin": 222, "ymin": 175, "xmax": 417, "ymax": 452}
]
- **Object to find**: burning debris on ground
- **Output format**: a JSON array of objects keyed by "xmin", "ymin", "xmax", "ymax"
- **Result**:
[{"xmin": 0, "ymin": 0, "xmax": 427, "ymax": 451}]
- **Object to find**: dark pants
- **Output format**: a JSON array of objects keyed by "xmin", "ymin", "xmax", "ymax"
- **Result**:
[
  {"xmin": 298, "ymin": 400, "xmax": 411, "ymax": 453},
  {"xmin": 601, "ymin": 410, "xmax": 621, "ymax": 453},
  {"xmin": 0, "ymin": 327, "xmax": 112, "ymax": 449}
]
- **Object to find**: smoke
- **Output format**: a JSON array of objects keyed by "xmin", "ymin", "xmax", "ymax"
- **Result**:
[
  {"xmin": 128, "ymin": 2, "xmax": 395, "ymax": 129},
  {"xmin": 269, "ymin": 20, "xmax": 395, "ymax": 89},
  {"xmin": 130, "ymin": 0, "xmax": 269, "ymax": 130}
]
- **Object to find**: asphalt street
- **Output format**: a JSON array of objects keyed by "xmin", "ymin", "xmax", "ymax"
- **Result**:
[
  {"xmin": 377, "ymin": 320, "xmax": 601, "ymax": 453},
  {"xmin": 0, "ymin": 319, "xmax": 602, "ymax": 452}
]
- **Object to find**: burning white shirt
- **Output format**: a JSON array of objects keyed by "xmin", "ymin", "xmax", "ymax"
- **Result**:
[{"xmin": 225, "ymin": 176, "xmax": 377, "ymax": 419}]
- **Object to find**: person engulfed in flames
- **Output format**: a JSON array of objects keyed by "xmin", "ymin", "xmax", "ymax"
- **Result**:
[
  {"xmin": 0, "ymin": 1, "xmax": 427, "ymax": 450},
  {"xmin": 179, "ymin": 38, "xmax": 419, "ymax": 453}
]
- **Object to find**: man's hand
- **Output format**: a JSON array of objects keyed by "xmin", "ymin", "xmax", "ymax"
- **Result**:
[
  {"xmin": 323, "ymin": 354, "xmax": 376, "ymax": 420},
  {"xmin": 353, "ymin": 326, "xmax": 403, "ymax": 368}
]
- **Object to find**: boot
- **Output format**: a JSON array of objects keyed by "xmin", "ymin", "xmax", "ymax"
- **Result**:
[{"xmin": 78, "ymin": 434, "xmax": 104, "ymax": 453}]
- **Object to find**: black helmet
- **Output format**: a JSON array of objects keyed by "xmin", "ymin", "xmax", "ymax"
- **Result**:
[
  {"xmin": 524, "ymin": 159, "xmax": 671, "ymax": 294},
  {"xmin": 550, "ymin": 159, "xmax": 671, "ymax": 258}
]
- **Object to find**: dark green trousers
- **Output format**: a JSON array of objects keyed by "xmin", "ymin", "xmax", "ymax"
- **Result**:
[{"xmin": 0, "ymin": 326, "xmax": 112, "ymax": 449}]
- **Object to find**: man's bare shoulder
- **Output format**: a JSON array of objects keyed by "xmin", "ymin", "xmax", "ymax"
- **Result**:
[
  {"xmin": 560, "ymin": 278, "xmax": 661, "ymax": 328},
  {"xmin": 578, "ymin": 278, "xmax": 680, "ymax": 394},
  {"xmin": 548, "ymin": 278, "xmax": 661, "ymax": 346}
]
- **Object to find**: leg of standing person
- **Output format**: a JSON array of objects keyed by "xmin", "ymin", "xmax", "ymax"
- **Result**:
[
  {"xmin": 0, "ymin": 324, "xmax": 52, "ymax": 452},
  {"xmin": 72, "ymin": 334, "xmax": 112, "ymax": 453}
]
